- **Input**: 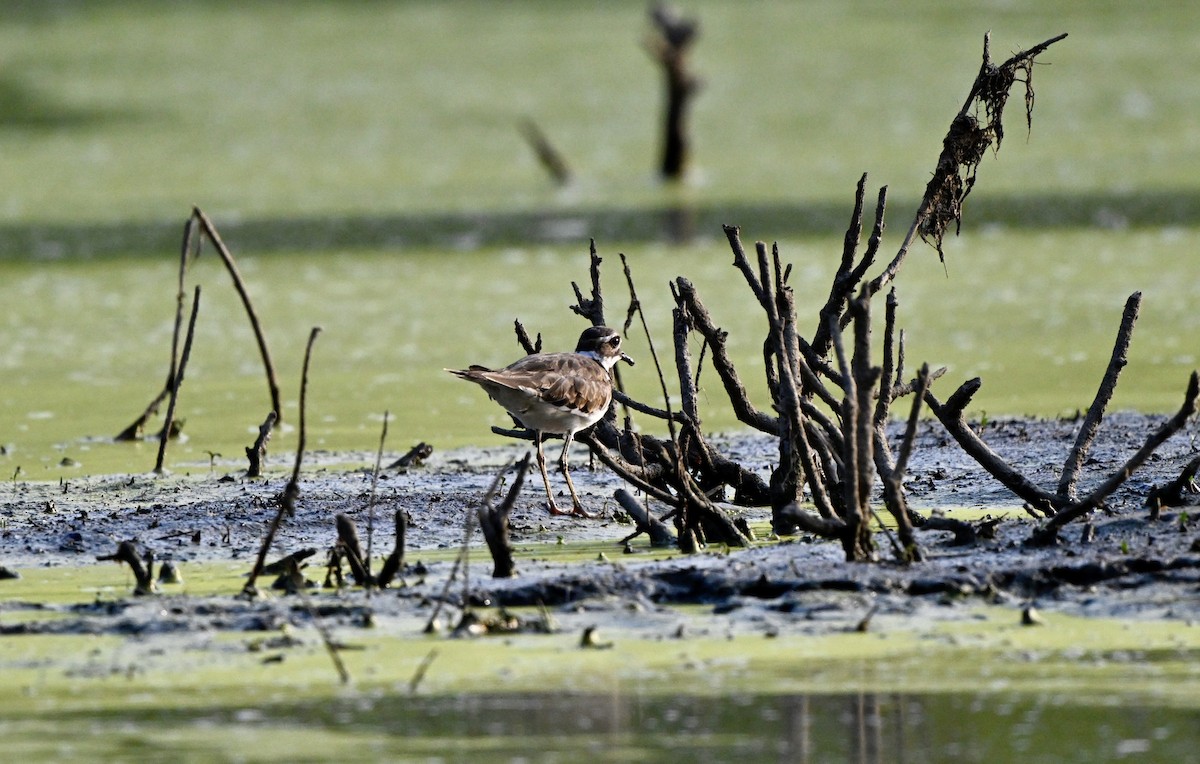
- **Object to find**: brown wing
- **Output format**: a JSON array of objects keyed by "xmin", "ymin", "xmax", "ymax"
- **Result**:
[{"xmin": 495, "ymin": 352, "xmax": 612, "ymax": 414}]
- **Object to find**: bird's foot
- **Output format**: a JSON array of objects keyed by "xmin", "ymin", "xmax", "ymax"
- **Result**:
[
  {"xmin": 545, "ymin": 501, "xmax": 600, "ymax": 519},
  {"xmin": 570, "ymin": 504, "xmax": 600, "ymax": 520}
]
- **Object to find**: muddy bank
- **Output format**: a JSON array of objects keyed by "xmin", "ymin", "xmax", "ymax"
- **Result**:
[{"xmin": 2, "ymin": 413, "xmax": 1199, "ymax": 638}]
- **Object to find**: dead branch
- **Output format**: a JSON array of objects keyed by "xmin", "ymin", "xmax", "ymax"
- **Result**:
[
  {"xmin": 513, "ymin": 318, "xmax": 542, "ymax": 355},
  {"xmin": 925, "ymin": 378, "xmax": 1059, "ymax": 513},
  {"xmin": 477, "ymin": 454, "xmax": 531, "ymax": 578},
  {"xmin": 614, "ymin": 488, "xmax": 677, "ymax": 548},
  {"xmin": 116, "ymin": 216, "xmax": 198, "ymax": 441},
  {"xmin": 881, "ymin": 363, "xmax": 932, "ymax": 561},
  {"xmin": 335, "ymin": 513, "xmax": 372, "ymax": 587},
  {"xmin": 645, "ymin": 2, "xmax": 701, "ymax": 180},
  {"xmin": 387, "ymin": 442, "xmax": 433, "ymax": 470},
  {"xmin": 260, "ymin": 548, "xmax": 317, "ymax": 575},
  {"xmin": 365, "ymin": 410, "xmax": 390, "ymax": 593},
  {"xmin": 97, "ymin": 540, "xmax": 155, "ymax": 596},
  {"xmin": 1146, "ymin": 455, "xmax": 1200, "ymax": 520},
  {"xmin": 778, "ymin": 503, "xmax": 848, "ymax": 539},
  {"xmin": 1059, "ymin": 292, "xmax": 1141, "ymax": 500},
  {"xmin": 868, "ymin": 31, "xmax": 1067, "ymax": 293},
  {"xmin": 611, "ymin": 389, "xmax": 687, "ymax": 424},
  {"xmin": 812, "ymin": 177, "xmax": 887, "ymax": 356},
  {"xmin": 830, "ymin": 301, "xmax": 879, "ymax": 562},
  {"xmin": 154, "ymin": 285, "xmax": 201, "ymax": 474},
  {"xmin": 569, "ymin": 239, "xmax": 607, "ymax": 327},
  {"xmin": 243, "ymin": 327, "xmax": 321, "ymax": 598},
  {"xmin": 518, "ymin": 117, "xmax": 572, "ymax": 186},
  {"xmin": 917, "ymin": 32, "xmax": 1068, "ymax": 263},
  {"xmin": 245, "ymin": 411, "xmax": 277, "ymax": 478},
  {"xmin": 673, "ymin": 278, "xmax": 778, "ymax": 434},
  {"xmin": 1032, "ymin": 372, "xmax": 1200, "ymax": 543},
  {"xmin": 192, "ymin": 207, "xmax": 283, "ymax": 420},
  {"xmin": 921, "ymin": 516, "xmax": 977, "ymax": 546},
  {"xmin": 375, "ymin": 510, "xmax": 407, "ymax": 588}
]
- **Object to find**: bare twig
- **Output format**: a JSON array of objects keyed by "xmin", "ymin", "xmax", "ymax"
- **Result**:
[
  {"xmin": 477, "ymin": 455, "xmax": 531, "ymax": 578},
  {"xmin": 1059, "ymin": 292, "xmax": 1140, "ymax": 500},
  {"xmin": 519, "ymin": 117, "xmax": 572, "ymax": 185},
  {"xmin": 513, "ymin": 318, "xmax": 542, "ymax": 355},
  {"xmin": 243, "ymin": 327, "xmax": 322, "ymax": 597},
  {"xmin": 116, "ymin": 216, "xmax": 198, "ymax": 441},
  {"xmin": 1034, "ymin": 372, "xmax": 1200, "ymax": 542},
  {"xmin": 154, "ymin": 285, "xmax": 201, "ymax": 474},
  {"xmin": 193, "ymin": 207, "xmax": 283, "ymax": 420},
  {"xmin": 365, "ymin": 410, "xmax": 390, "ymax": 594}
]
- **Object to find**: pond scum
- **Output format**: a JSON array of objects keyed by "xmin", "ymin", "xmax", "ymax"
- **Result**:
[{"xmin": 4, "ymin": 26, "xmax": 1200, "ymax": 761}]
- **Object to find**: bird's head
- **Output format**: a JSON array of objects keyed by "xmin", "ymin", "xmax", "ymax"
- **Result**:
[{"xmin": 575, "ymin": 326, "xmax": 634, "ymax": 370}]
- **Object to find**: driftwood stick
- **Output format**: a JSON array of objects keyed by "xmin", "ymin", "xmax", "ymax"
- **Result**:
[
  {"xmin": 193, "ymin": 207, "xmax": 283, "ymax": 421},
  {"xmin": 921, "ymin": 515, "xmax": 977, "ymax": 546},
  {"xmin": 1058, "ymin": 292, "xmax": 1141, "ymax": 501},
  {"xmin": 154, "ymin": 285, "xmax": 201, "ymax": 474},
  {"xmin": 245, "ymin": 411, "xmax": 277, "ymax": 478},
  {"xmin": 778, "ymin": 503, "xmax": 848, "ymax": 540},
  {"xmin": 614, "ymin": 488, "xmax": 676, "ymax": 547}
]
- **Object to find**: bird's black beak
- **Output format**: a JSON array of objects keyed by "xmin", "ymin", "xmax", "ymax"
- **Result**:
[{"xmin": 620, "ymin": 352, "xmax": 635, "ymax": 366}]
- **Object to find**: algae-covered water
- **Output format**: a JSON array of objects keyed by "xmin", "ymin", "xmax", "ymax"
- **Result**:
[
  {"xmin": 3, "ymin": 2, "xmax": 1200, "ymax": 759},
  {"xmin": 2, "ymin": 0, "xmax": 1200, "ymax": 478}
]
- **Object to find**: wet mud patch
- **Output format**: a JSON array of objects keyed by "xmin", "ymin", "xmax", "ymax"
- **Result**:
[{"xmin": 1, "ymin": 414, "xmax": 1199, "ymax": 642}]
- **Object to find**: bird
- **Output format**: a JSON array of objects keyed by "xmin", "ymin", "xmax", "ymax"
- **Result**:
[{"xmin": 447, "ymin": 325, "xmax": 633, "ymax": 518}]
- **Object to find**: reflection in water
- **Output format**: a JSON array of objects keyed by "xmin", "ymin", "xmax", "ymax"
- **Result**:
[{"xmin": 354, "ymin": 690, "xmax": 1199, "ymax": 763}]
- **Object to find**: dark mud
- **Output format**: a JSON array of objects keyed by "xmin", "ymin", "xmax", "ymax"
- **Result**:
[{"xmin": 2, "ymin": 413, "xmax": 1199, "ymax": 639}]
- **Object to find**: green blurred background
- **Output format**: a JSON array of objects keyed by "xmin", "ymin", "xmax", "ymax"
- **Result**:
[{"xmin": 1, "ymin": 0, "xmax": 1198, "ymax": 476}]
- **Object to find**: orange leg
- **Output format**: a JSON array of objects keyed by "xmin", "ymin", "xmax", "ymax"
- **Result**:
[
  {"xmin": 535, "ymin": 433, "xmax": 570, "ymax": 516},
  {"xmin": 558, "ymin": 432, "xmax": 598, "ymax": 519}
]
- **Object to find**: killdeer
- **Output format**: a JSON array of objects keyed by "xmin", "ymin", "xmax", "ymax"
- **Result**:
[{"xmin": 447, "ymin": 326, "xmax": 634, "ymax": 518}]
